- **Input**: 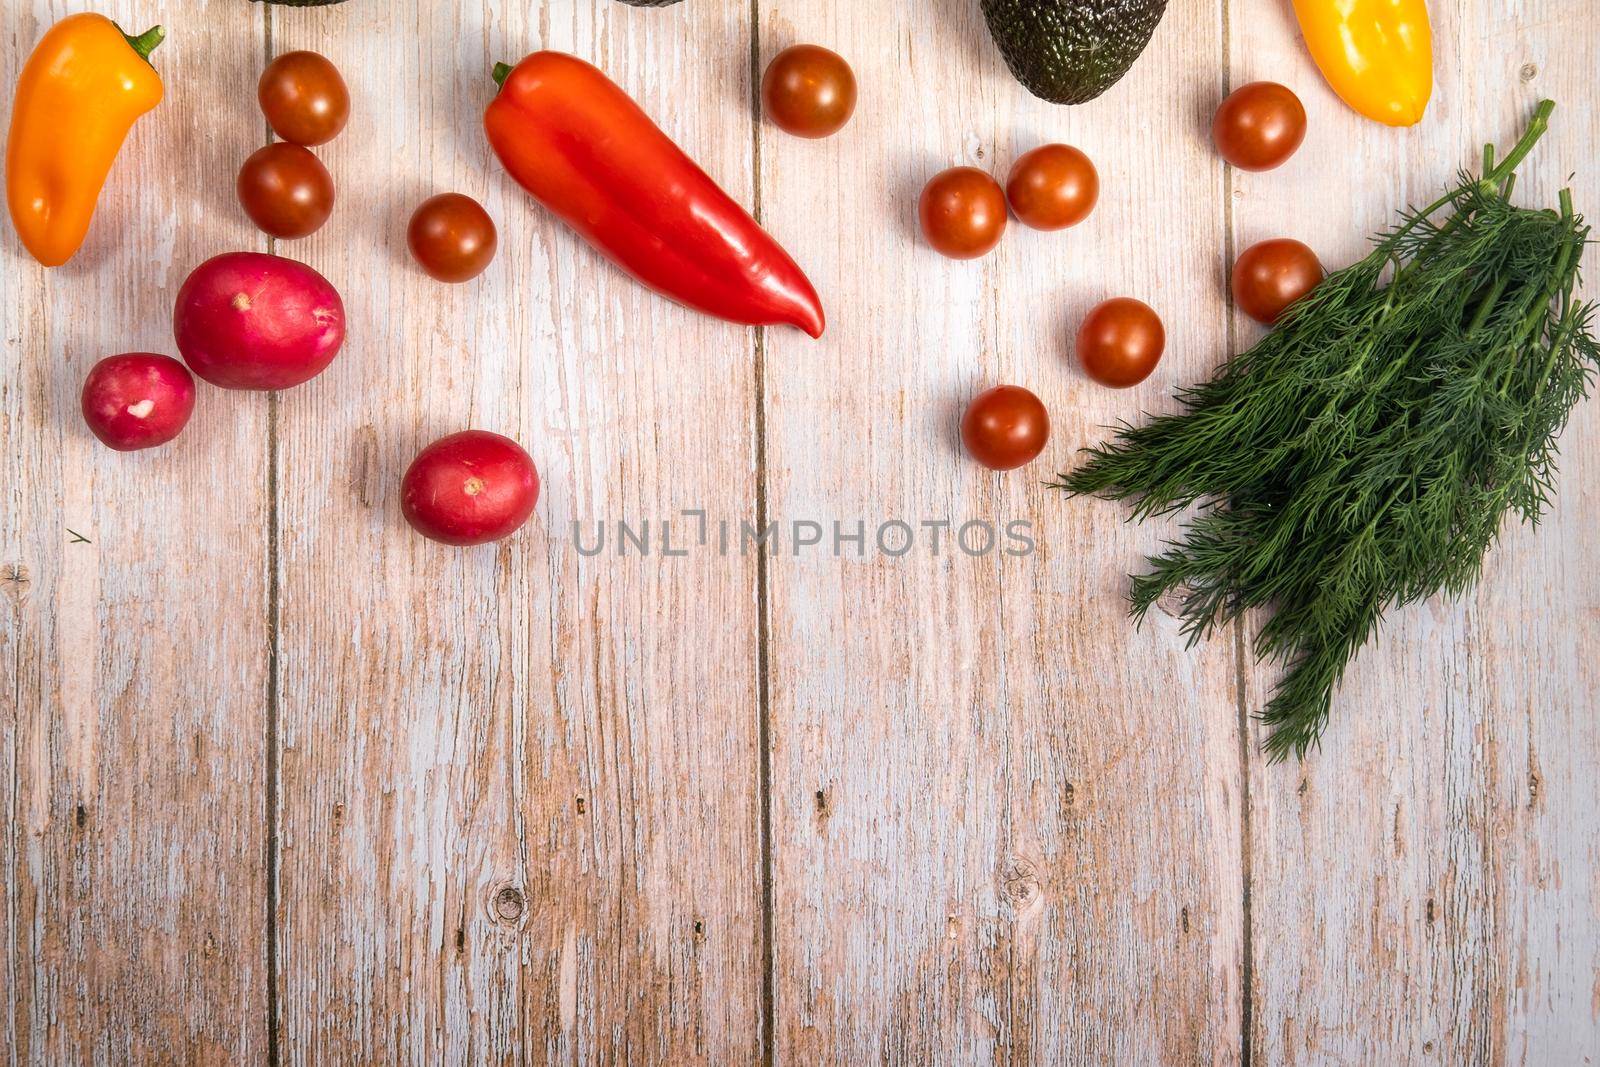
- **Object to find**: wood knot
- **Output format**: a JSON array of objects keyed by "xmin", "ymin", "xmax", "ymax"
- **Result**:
[
  {"xmin": 1153, "ymin": 587, "xmax": 1186, "ymax": 621},
  {"xmin": 488, "ymin": 883, "xmax": 527, "ymax": 927},
  {"xmin": 1, "ymin": 563, "xmax": 28, "ymax": 607},
  {"xmin": 1519, "ymin": 63, "xmax": 1538, "ymax": 82},
  {"xmin": 1000, "ymin": 858, "xmax": 1042, "ymax": 910}
]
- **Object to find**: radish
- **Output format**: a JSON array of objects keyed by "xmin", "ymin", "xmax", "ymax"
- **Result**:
[
  {"xmin": 401, "ymin": 431, "xmax": 539, "ymax": 546},
  {"xmin": 80, "ymin": 353, "xmax": 196, "ymax": 451},
  {"xmin": 174, "ymin": 251, "xmax": 344, "ymax": 390}
]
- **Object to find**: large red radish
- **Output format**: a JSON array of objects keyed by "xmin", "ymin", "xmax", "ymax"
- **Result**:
[
  {"xmin": 401, "ymin": 431, "xmax": 540, "ymax": 547},
  {"xmin": 80, "ymin": 353, "xmax": 196, "ymax": 451},
  {"xmin": 174, "ymin": 251, "xmax": 345, "ymax": 390}
]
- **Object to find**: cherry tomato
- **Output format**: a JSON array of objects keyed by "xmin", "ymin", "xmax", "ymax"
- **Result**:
[
  {"xmin": 258, "ymin": 50, "xmax": 350, "ymax": 147},
  {"xmin": 1212, "ymin": 82, "xmax": 1307, "ymax": 172},
  {"xmin": 1231, "ymin": 238, "xmax": 1324, "ymax": 325},
  {"xmin": 961, "ymin": 385, "xmax": 1050, "ymax": 471},
  {"xmin": 80, "ymin": 353, "xmax": 196, "ymax": 451},
  {"xmin": 919, "ymin": 167, "xmax": 1007, "ymax": 260},
  {"xmin": 237, "ymin": 143, "xmax": 335, "ymax": 239},
  {"xmin": 762, "ymin": 45, "xmax": 857, "ymax": 139},
  {"xmin": 407, "ymin": 194, "xmax": 498, "ymax": 283},
  {"xmin": 1005, "ymin": 144, "xmax": 1098, "ymax": 231},
  {"xmin": 401, "ymin": 431, "xmax": 540, "ymax": 547},
  {"xmin": 1076, "ymin": 297, "xmax": 1166, "ymax": 388}
]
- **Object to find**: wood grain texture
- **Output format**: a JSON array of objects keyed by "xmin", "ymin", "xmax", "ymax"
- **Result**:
[
  {"xmin": 757, "ymin": 1, "xmax": 1244, "ymax": 1061},
  {"xmin": 267, "ymin": 2, "xmax": 763, "ymax": 1062},
  {"xmin": 0, "ymin": 1, "xmax": 270, "ymax": 1062},
  {"xmin": 1230, "ymin": 1, "xmax": 1600, "ymax": 1062},
  {"xmin": 2, "ymin": 0, "xmax": 1597, "ymax": 1062}
]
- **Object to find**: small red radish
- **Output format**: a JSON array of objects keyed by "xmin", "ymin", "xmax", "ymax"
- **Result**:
[
  {"xmin": 401, "ymin": 431, "xmax": 539, "ymax": 546},
  {"xmin": 174, "ymin": 251, "xmax": 345, "ymax": 390},
  {"xmin": 80, "ymin": 353, "xmax": 196, "ymax": 451}
]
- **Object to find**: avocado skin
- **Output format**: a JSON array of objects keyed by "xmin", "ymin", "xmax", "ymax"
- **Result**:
[{"xmin": 981, "ymin": 0, "xmax": 1169, "ymax": 104}]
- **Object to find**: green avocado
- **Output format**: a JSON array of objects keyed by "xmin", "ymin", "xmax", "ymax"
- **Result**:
[{"xmin": 981, "ymin": 0, "xmax": 1169, "ymax": 104}]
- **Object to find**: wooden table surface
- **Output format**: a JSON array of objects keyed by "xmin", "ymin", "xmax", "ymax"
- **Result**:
[{"xmin": 3, "ymin": 1, "xmax": 1597, "ymax": 1063}]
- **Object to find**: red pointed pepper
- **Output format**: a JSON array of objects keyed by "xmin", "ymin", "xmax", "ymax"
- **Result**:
[{"xmin": 485, "ymin": 52, "xmax": 825, "ymax": 338}]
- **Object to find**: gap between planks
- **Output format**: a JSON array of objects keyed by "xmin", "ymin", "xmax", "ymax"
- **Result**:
[
  {"xmin": 1218, "ymin": 0, "xmax": 1256, "ymax": 1061},
  {"xmin": 260, "ymin": 8, "xmax": 283, "ymax": 1067},
  {"xmin": 748, "ymin": 1, "xmax": 779, "ymax": 1064}
]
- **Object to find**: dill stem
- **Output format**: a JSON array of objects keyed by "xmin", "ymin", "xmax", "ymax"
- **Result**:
[
  {"xmin": 1514, "ymin": 196, "xmax": 1579, "ymax": 339},
  {"xmin": 1466, "ymin": 275, "xmax": 1510, "ymax": 334},
  {"xmin": 1402, "ymin": 100, "xmax": 1556, "ymax": 237},
  {"xmin": 1486, "ymin": 100, "xmax": 1555, "ymax": 185}
]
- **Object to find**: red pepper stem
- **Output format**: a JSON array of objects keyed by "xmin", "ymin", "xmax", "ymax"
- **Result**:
[
  {"xmin": 492, "ymin": 62, "xmax": 513, "ymax": 89},
  {"xmin": 119, "ymin": 24, "xmax": 165, "ymax": 63}
]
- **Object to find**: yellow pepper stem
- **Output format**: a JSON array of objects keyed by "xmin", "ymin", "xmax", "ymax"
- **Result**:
[{"xmin": 120, "ymin": 24, "xmax": 166, "ymax": 63}]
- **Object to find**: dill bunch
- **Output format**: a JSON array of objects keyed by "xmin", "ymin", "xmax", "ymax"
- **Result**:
[{"xmin": 1057, "ymin": 100, "xmax": 1599, "ymax": 760}]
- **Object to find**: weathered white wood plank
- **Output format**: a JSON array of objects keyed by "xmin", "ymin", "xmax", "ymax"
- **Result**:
[
  {"xmin": 0, "ymin": 0, "xmax": 270, "ymax": 1061},
  {"xmin": 1232, "ymin": 1, "xmax": 1600, "ymax": 1061},
  {"xmin": 268, "ymin": 2, "xmax": 764, "ymax": 1061},
  {"xmin": 757, "ymin": 1, "xmax": 1244, "ymax": 1060},
  {"xmin": 3, "ymin": 0, "xmax": 1595, "ymax": 1060}
]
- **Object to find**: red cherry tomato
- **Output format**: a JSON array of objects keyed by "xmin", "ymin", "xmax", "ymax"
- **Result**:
[
  {"xmin": 1232, "ymin": 238, "xmax": 1325, "ymax": 324},
  {"xmin": 237, "ymin": 142, "xmax": 335, "ymax": 239},
  {"xmin": 919, "ymin": 167, "xmax": 1007, "ymax": 259},
  {"xmin": 1076, "ymin": 297, "xmax": 1166, "ymax": 388},
  {"xmin": 961, "ymin": 385, "xmax": 1050, "ymax": 471},
  {"xmin": 1212, "ymin": 82, "xmax": 1307, "ymax": 172},
  {"xmin": 1005, "ymin": 144, "xmax": 1098, "ymax": 231},
  {"xmin": 762, "ymin": 45, "xmax": 857, "ymax": 139},
  {"xmin": 408, "ymin": 194, "xmax": 498, "ymax": 283},
  {"xmin": 80, "ymin": 353, "xmax": 196, "ymax": 451},
  {"xmin": 258, "ymin": 50, "xmax": 350, "ymax": 147},
  {"xmin": 401, "ymin": 431, "xmax": 540, "ymax": 546}
]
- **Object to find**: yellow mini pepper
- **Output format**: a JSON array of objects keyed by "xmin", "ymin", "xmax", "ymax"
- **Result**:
[
  {"xmin": 6, "ymin": 14, "xmax": 165, "ymax": 267},
  {"xmin": 1291, "ymin": 0, "xmax": 1433, "ymax": 127}
]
